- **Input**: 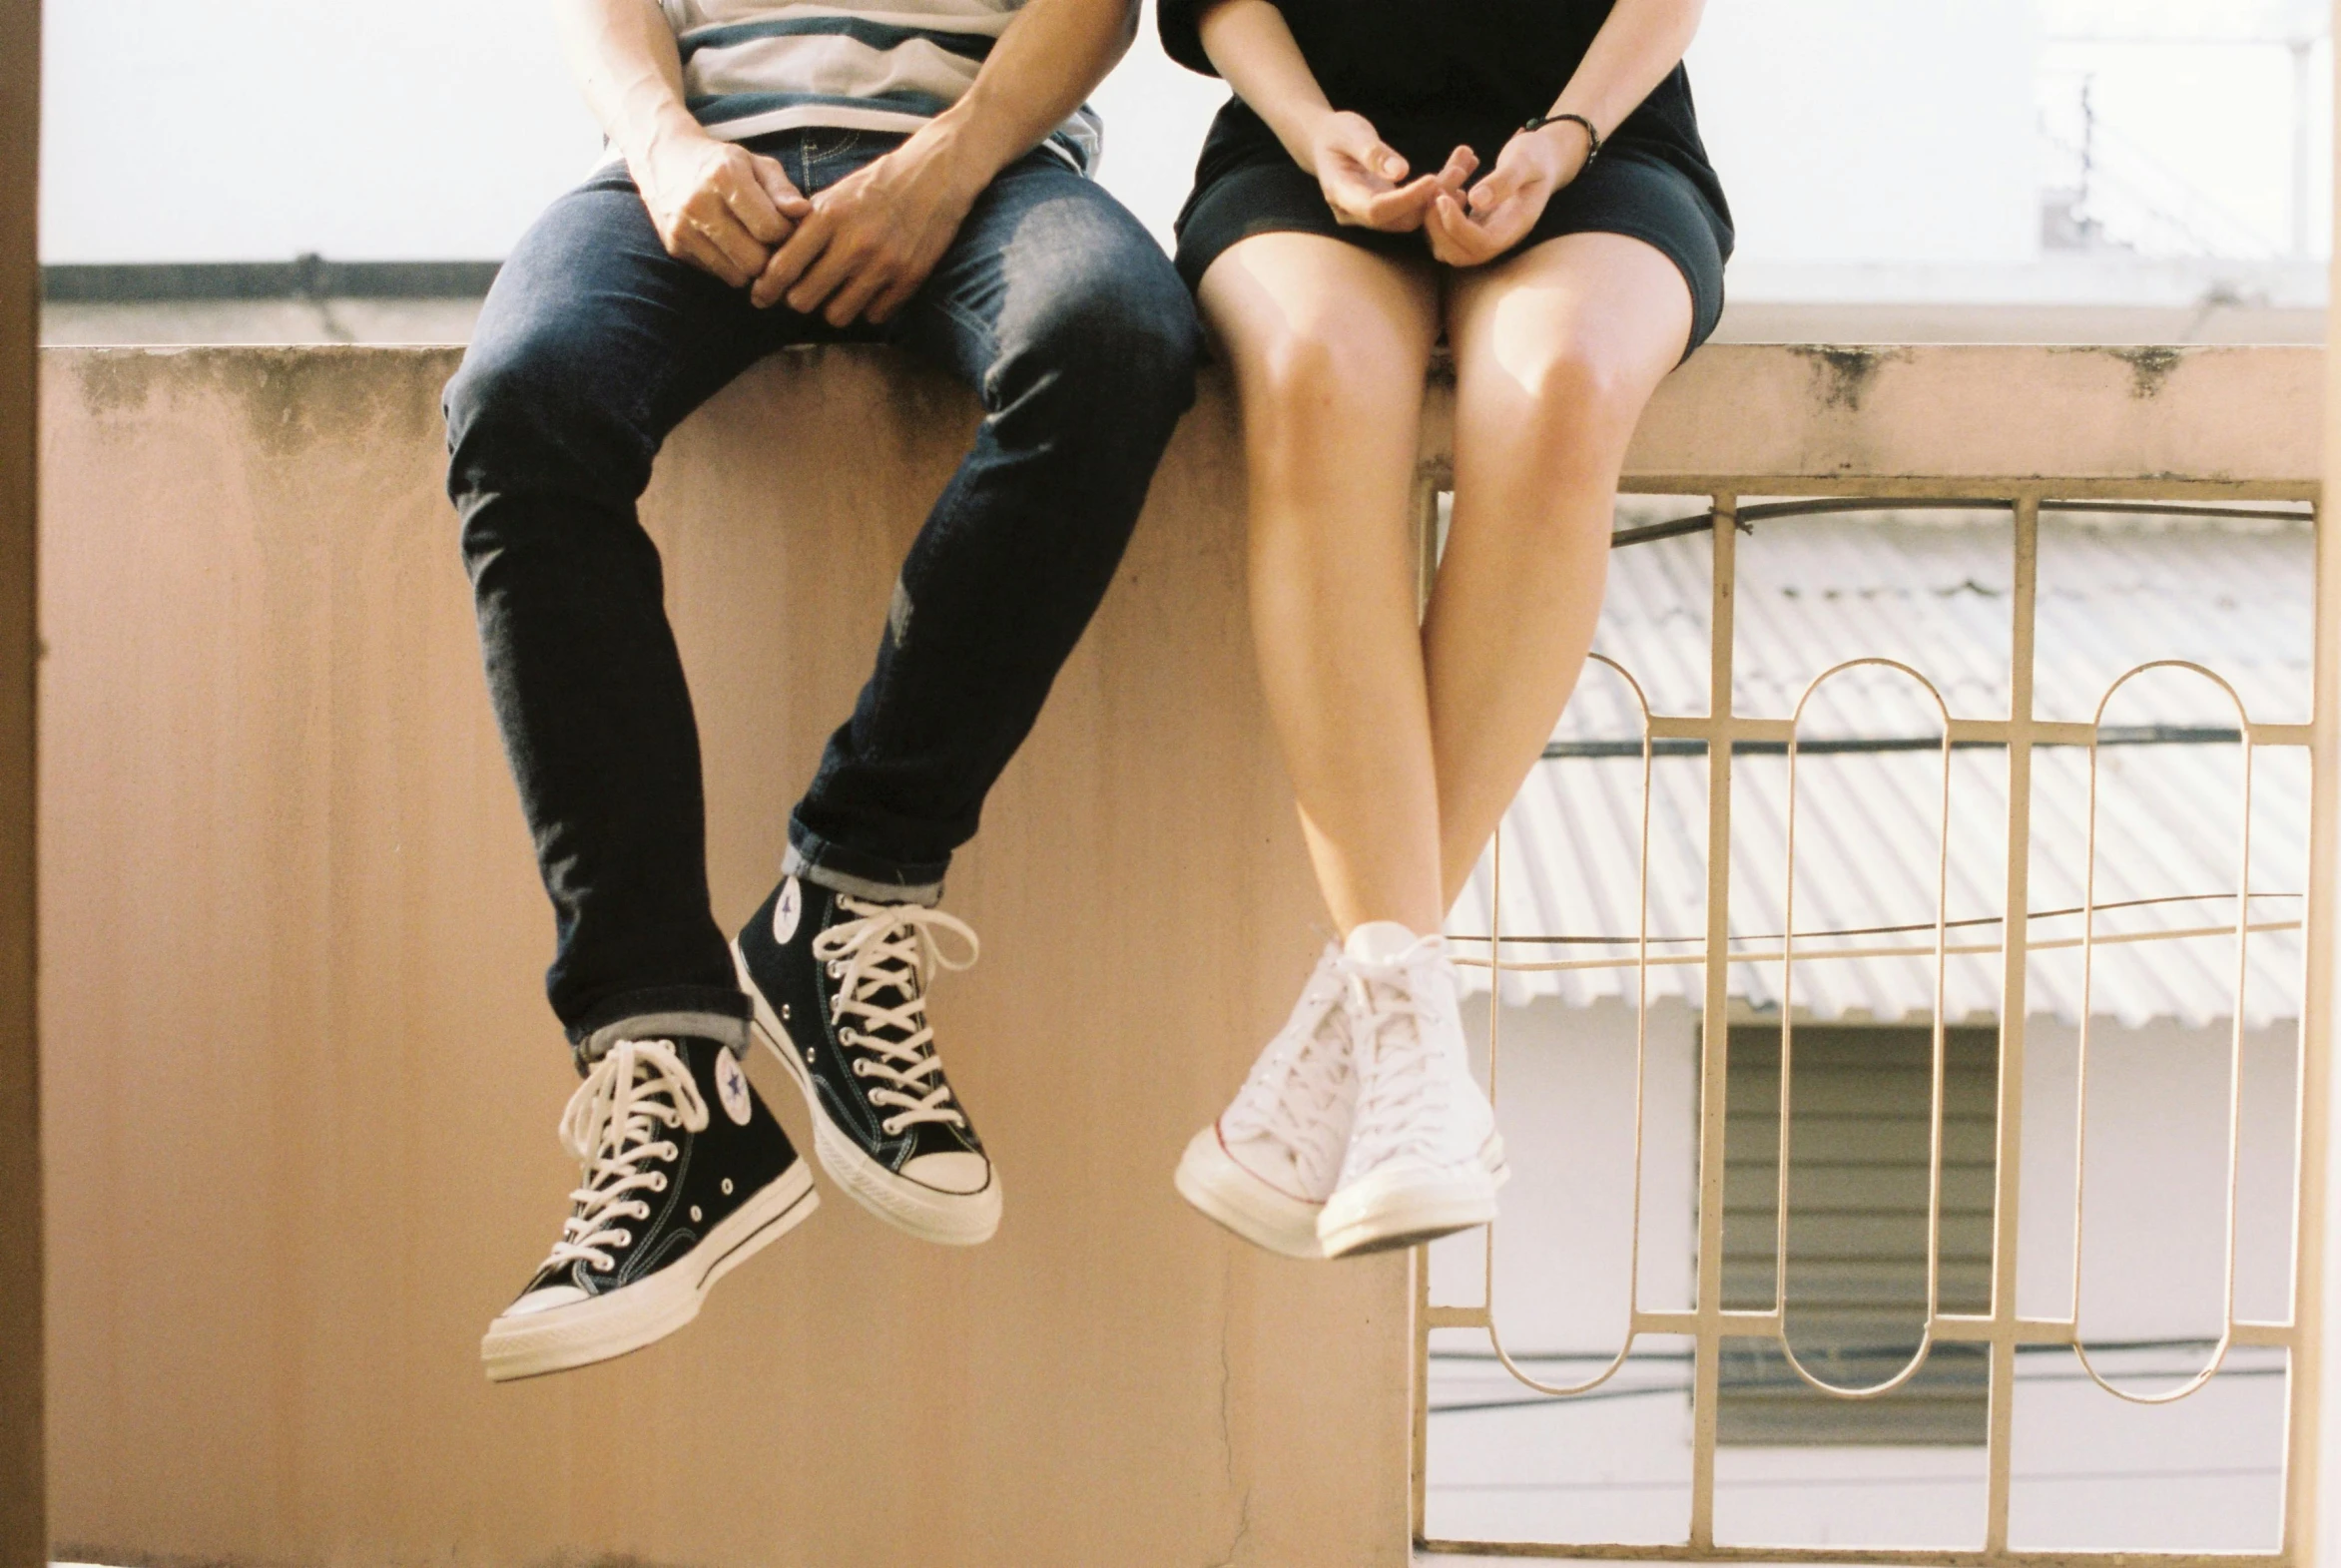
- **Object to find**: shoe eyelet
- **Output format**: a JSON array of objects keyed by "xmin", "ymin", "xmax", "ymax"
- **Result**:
[
  {"xmin": 690, "ymin": 1205, "xmax": 703, "ymax": 1223},
  {"xmin": 650, "ymin": 1174, "xmax": 668, "ymax": 1192},
  {"xmin": 612, "ymin": 1231, "xmax": 631, "ymax": 1248},
  {"xmin": 880, "ymin": 1117, "xmax": 903, "ymax": 1136},
  {"xmin": 722, "ymin": 1178, "xmax": 734, "ymax": 1195},
  {"xmin": 851, "ymin": 1060, "xmax": 871, "ymax": 1076}
]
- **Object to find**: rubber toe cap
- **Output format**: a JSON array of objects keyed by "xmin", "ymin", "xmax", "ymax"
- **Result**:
[
  {"xmin": 500, "ymin": 1284, "xmax": 590, "ymax": 1318},
  {"xmin": 902, "ymin": 1150, "xmax": 992, "ymax": 1196}
]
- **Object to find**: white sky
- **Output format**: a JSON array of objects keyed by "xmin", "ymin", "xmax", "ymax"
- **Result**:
[{"xmin": 36, "ymin": 0, "xmax": 2332, "ymax": 268}]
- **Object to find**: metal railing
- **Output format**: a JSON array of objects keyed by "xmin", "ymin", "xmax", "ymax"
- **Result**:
[{"xmin": 1410, "ymin": 475, "xmax": 2327, "ymax": 1565}]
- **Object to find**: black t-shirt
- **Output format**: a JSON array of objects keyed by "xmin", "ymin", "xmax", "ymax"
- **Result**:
[{"xmin": 1157, "ymin": 0, "xmax": 1731, "ymax": 242}]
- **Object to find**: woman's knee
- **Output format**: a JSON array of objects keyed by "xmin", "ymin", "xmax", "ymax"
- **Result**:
[
  {"xmin": 1232, "ymin": 311, "xmax": 1421, "ymax": 461},
  {"xmin": 1506, "ymin": 337, "xmax": 1659, "ymax": 455}
]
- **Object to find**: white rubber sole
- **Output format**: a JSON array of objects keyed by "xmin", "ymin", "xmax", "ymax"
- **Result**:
[
  {"xmin": 1173, "ymin": 1123, "xmax": 1328, "ymax": 1260},
  {"xmin": 732, "ymin": 936, "xmax": 1002, "ymax": 1247},
  {"xmin": 1317, "ymin": 1138, "xmax": 1509, "ymax": 1260},
  {"xmin": 480, "ymin": 1160, "xmax": 818, "ymax": 1382}
]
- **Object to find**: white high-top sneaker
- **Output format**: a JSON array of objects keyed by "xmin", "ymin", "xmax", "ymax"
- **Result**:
[
  {"xmin": 1319, "ymin": 922, "xmax": 1506, "ymax": 1259},
  {"xmin": 1174, "ymin": 945, "xmax": 1357, "ymax": 1258}
]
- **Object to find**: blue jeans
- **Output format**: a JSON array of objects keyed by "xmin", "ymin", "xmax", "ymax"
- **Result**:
[{"xmin": 444, "ymin": 131, "xmax": 1201, "ymax": 1042}]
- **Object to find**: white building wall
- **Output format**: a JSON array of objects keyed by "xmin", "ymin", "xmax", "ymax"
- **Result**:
[
  {"xmin": 1427, "ymin": 994, "xmax": 2301, "ymax": 1553},
  {"xmin": 1686, "ymin": 0, "xmax": 2043, "ymax": 266}
]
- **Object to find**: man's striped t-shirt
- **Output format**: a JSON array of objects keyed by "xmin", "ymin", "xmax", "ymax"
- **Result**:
[{"xmin": 658, "ymin": 0, "xmax": 1103, "ymax": 173}]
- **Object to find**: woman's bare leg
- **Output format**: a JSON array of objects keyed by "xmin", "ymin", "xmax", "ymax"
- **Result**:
[
  {"xmin": 1428, "ymin": 233, "xmax": 1693, "ymax": 905},
  {"xmin": 1199, "ymin": 234, "xmax": 1444, "ymax": 935}
]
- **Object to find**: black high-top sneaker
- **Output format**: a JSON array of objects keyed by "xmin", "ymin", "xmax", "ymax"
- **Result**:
[
  {"xmin": 732, "ymin": 873, "xmax": 1000, "ymax": 1245},
  {"xmin": 480, "ymin": 1020, "xmax": 818, "ymax": 1382}
]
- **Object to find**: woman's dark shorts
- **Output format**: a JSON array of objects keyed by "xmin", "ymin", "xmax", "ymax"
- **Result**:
[{"xmin": 1174, "ymin": 142, "xmax": 1730, "ymax": 358}]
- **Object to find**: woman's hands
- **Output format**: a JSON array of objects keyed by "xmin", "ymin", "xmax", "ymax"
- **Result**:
[
  {"xmin": 1197, "ymin": 0, "xmax": 1572, "ymax": 259},
  {"xmin": 1308, "ymin": 111, "xmax": 1477, "ymax": 233},
  {"xmin": 1305, "ymin": 112, "xmax": 1592, "ymax": 264},
  {"xmin": 1197, "ymin": 0, "xmax": 1697, "ymax": 264},
  {"xmin": 1426, "ymin": 120, "xmax": 1591, "ymax": 266}
]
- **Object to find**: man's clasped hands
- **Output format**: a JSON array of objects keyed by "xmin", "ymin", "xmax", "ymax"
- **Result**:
[{"xmin": 632, "ymin": 121, "xmax": 996, "ymax": 327}]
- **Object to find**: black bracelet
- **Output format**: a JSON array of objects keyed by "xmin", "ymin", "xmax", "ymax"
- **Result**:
[{"xmin": 1523, "ymin": 111, "xmax": 1602, "ymax": 164}]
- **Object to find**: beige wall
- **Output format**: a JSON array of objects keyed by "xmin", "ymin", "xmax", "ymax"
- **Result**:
[
  {"xmin": 34, "ymin": 341, "xmax": 2319, "ymax": 1568},
  {"xmin": 37, "ymin": 344, "xmax": 1408, "ymax": 1568},
  {"xmin": 1, "ymin": 0, "xmax": 42, "ymax": 1565}
]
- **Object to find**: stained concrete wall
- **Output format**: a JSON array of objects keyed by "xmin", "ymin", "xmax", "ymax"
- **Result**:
[
  {"xmin": 33, "ymin": 341, "xmax": 2320, "ymax": 1568},
  {"xmin": 37, "ymin": 343, "xmax": 1401, "ymax": 1568}
]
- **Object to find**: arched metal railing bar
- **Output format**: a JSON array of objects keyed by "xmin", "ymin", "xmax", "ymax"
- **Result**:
[
  {"xmin": 1481, "ymin": 654, "xmax": 1659, "ymax": 1396},
  {"xmin": 1413, "ymin": 480, "xmax": 2324, "ymax": 1564},
  {"xmin": 2069, "ymin": 660, "xmax": 2256, "ymax": 1405},
  {"xmin": 1774, "ymin": 657, "xmax": 1957, "ymax": 1399}
]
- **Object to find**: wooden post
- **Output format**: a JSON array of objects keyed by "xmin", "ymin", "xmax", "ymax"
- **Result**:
[{"xmin": 0, "ymin": 0, "xmax": 42, "ymax": 1563}]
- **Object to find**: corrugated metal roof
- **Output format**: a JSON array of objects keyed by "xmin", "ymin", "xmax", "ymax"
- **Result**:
[{"xmin": 1452, "ymin": 510, "xmax": 2314, "ymax": 1028}]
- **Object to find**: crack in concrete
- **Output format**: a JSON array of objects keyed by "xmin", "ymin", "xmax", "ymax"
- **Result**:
[
  {"xmin": 1208, "ymin": 1252, "xmax": 1252, "ymax": 1566},
  {"xmin": 1218, "ymin": 1281, "xmax": 1237, "ymax": 1487},
  {"xmin": 1206, "ymin": 1486, "xmax": 1255, "ymax": 1568}
]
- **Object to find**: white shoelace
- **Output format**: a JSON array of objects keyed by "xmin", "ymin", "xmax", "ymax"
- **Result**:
[
  {"xmin": 1223, "ymin": 953, "xmax": 1354, "ymax": 1192},
  {"xmin": 1342, "ymin": 937, "xmax": 1470, "ymax": 1175},
  {"xmin": 543, "ymin": 1038, "xmax": 710, "ymax": 1275},
  {"xmin": 814, "ymin": 895, "xmax": 980, "ymax": 1136}
]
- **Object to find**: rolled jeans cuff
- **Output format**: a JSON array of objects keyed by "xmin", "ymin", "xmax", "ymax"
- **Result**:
[
  {"xmin": 785, "ymin": 819, "xmax": 947, "ymax": 906},
  {"xmin": 569, "ymin": 987, "xmax": 753, "ymax": 1064}
]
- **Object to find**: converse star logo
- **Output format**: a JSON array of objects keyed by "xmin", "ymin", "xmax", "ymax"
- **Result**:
[
  {"xmin": 715, "ymin": 1048, "xmax": 754, "ymax": 1126},
  {"xmin": 773, "ymin": 876, "xmax": 804, "ymax": 944}
]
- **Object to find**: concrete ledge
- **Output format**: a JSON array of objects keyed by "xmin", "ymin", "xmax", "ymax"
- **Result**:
[
  {"xmin": 31, "ymin": 341, "xmax": 2320, "ymax": 1568},
  {"xmin": 1612, "ymin": 342, "xmax": 2319, "ymax": 488},
  {"xmin": 42, "ymin": 337, "xmax": 2323, "ymax": 485}
]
